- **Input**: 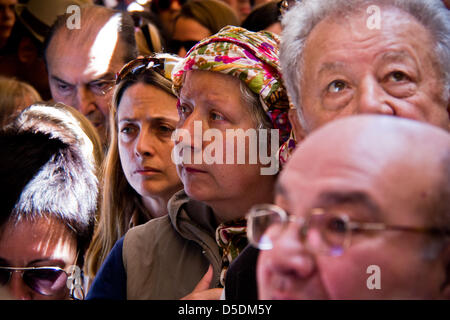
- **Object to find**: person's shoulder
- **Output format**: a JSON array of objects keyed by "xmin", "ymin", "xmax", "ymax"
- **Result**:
[
  {"xmin": 125, "ymin": 214, "xmax": 172, "ymax": 243},
  {"xmin": 86, "ymin": 237, "xmax": 127, "ymax": 300}
]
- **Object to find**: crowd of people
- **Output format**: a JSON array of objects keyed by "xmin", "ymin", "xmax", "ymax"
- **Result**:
[{"xmin": 0, "ymin": 0, "xmax": 449, "ymax": 301}]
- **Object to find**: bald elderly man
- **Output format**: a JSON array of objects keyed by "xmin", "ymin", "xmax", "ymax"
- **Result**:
[
  {"xmin": 253, "ymin": 115, "xmax": 450, "ymax": 299},
  {"xmin": 223, "ymin": 0, "xmax": 450, "ymax": 300},
  {"xmin": 44, "ymin": 5, "xmax": 137, "ymax": 145}
]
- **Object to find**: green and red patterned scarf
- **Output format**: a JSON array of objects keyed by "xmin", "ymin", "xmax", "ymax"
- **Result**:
[{"xmin": 215, "ymin": 219, "xmax": 248, "ymax": 287}]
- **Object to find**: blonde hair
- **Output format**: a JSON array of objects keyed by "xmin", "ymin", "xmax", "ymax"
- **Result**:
[
  {"xmin": 85, "ymin": 64, "xmax": 176, "ymax": 281},
  {"xmin": 0, "ymin": 77, "xmax": 41, "ymax": 128}
]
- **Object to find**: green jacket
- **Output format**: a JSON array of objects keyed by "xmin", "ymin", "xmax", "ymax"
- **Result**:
[{"xmin": 123, "ymin": 190, "xmax": 222, "ymax": 299}]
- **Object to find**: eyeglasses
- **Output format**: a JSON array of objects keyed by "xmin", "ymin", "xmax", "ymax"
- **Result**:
[
  {"xmin": 115, "ymin": 54, "xmax": 181, "ymax": 85},
  {"xmin": 278, "ymin": 0, "xmax": 301, "ymax": 15},
  {"xmin": 0, "ymin": 265, "xmax": 84, "ymax": 300},
  {"xmin": 246, "ymin": 204, "xmax": 450, "ymax": 256},
  {"xmin": 88, "ymin": 79, "xmax": 116, "ymax": 96}
]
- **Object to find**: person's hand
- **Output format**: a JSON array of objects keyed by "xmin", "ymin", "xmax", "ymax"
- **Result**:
[{"xmin": 181, "ymin": 265, "xmax": 223, "ymax": 300}]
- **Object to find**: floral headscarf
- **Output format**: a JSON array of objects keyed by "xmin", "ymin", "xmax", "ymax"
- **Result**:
[{"xmin": 172, "ymin": 26, "xmax": 296, "ymax": 165}]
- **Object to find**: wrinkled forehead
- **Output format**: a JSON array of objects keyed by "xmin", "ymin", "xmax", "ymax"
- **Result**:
[{"xmin": 306, "ymin": 4, "xmax": 435, "ymax": 48}]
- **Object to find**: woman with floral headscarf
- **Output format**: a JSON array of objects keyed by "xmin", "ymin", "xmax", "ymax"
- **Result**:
[{"xmin": 86, "ymin": 26, "xmax": 296, "ymax": 300}]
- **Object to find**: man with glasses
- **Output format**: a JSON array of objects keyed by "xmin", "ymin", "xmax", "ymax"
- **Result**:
[
  {"xmin": 44, "ymin": 5, "xmax": 137, "ymax": 146},
  {"xmin": 254, "ymin": 115, "xmax": 450, "ymax": 299},
  {"xmin": 224, "ymin": 0, "xmax": 450, "ymax": 300}
]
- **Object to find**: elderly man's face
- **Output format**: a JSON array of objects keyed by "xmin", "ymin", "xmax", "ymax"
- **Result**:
[
  {"xmin": 298, "ymin": 7, "xmax": 450, "ymax": 133},
  {"xmin": 46, "ymin": 24, "xmax": 127, "ymax": 145},
  {"xmin": 257, "ymin": 117, "xmax": 450, "ymax": 299}
]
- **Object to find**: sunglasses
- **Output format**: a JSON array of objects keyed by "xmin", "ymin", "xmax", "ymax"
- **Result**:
[
  {"xmin": 0, "ymin": 265, "xmax": 83, "ymax": 299},
  {"xmin": 116, "ymin": 55, "xmax": 182, "ymax": 85}
]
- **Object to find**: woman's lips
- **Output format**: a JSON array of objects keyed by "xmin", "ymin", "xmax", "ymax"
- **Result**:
[
  {"xmin": 183, "ymin": 166, "xmax": 207, "ymax": 174},
  {"xmin": 135, "ymin": 167, "xmax": 161, "ymax": 176}
]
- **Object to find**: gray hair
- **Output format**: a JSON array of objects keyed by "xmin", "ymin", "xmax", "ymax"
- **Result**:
[
  {"xmin": 280, "ymin": 0, "xmax": 450, "ymax": 129},
  {"xmin": 239, "ymin": 80, "xmax": 273, "ymax": 130}
]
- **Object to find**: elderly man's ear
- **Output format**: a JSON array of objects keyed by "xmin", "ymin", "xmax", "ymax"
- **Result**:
[{"xmin": 288, "ymin": 108, "xmax": 306, "ymax": 143}]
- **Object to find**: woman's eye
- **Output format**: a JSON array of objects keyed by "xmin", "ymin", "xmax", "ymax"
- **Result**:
[
  {"xmin": 177, "ymin": 104, "xmax": 192, "ymax": 118},
  {"xmin": 210, "ymin": 112, "xmax": 225, "ymax": 121},
  {"xmin": 120, "ymin": 126, "xmax": 135, "ymax": 135},
  {"xmin": 327, "ymin": 80, "xmax": 347, "ymax": 93}
]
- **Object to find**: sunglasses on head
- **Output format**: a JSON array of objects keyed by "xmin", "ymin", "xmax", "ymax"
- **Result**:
[
  {"xmin": 0, "ymin": 265, "xmax": 83, "ymax": 299},
  {"xmin": 116, "ymin": 55, "xmax": 181, "ymax": 85}
]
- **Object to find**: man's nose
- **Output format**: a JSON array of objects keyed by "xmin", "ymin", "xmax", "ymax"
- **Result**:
[
  {"xmin": 75, "ymin": 86, "xmax": 97, "ymax": 116},
  {"xmin": 269, "ymin": 222, "xmax": 317, "ymax": 280},
  {"xmin": 357, "ymin": 76, "xmax": 395, "ymax": 116},
  {"xmin": 8, "ymin": 272, "xmax": 32, "ymax": 300}
]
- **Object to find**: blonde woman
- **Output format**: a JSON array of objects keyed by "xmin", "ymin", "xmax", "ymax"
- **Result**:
[{"xmin": 85, "ymin": 54, "xmax": 183, "ymax": 289}]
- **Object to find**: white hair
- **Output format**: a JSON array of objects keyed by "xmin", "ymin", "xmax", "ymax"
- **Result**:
[{"xmin": 280, "ymin": 0, "xmax": 450, "ymax": 129}]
